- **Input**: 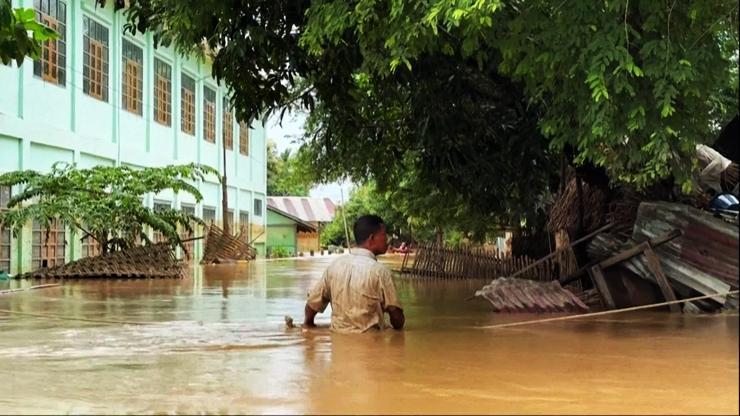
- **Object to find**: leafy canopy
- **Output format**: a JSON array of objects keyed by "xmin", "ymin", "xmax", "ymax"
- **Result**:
[
  {"xmin": 100, "ymin": 0, "xmax": 738, "ymax": 231},
  {"xmin": 0, "ymin": 163, "xmax": 218, "ymax": 254},
  {"xmin": 301, "ymin": 0, "xmax": 739, "ymax": 189}
]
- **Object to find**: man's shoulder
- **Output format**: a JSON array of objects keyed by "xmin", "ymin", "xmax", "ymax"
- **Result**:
[
  {"xmin": 325, "ymin": 254, "xmax": 354, "ymax": 271},
  {"xmin": 368, "ymin": 260, "xmax": 392, "ymax": 277},
  {"xmin": 328, "ymin": 253, "xmax": 353, "ymax": 265},
  {"xmin": 326, "ymin": 253, "xmax": 390, "ymax": 274}
]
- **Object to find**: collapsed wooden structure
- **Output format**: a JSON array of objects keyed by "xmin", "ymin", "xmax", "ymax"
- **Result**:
[
  {"xmin": 588, "ymin": 202, "xmax": 739, "ymax": 312},
  {"xmin": 476, "ymin": 201, "xmax": 738, "ymax": 314},
  {"xmin": 20, "ymin": 242, "xmax": 182, "ymax": 279},
  {"xmin": 404, "ymin": 198, "xmax": 738, "ymax": 314},
  {"xmin": 200, "ymin": 224, "xmax": 256, "ymax": 264}
]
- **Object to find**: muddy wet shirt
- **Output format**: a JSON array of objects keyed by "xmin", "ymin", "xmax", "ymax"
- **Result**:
[{"xmin": 306, "ymin": 248, "xmax": 402, "ymax": 333}]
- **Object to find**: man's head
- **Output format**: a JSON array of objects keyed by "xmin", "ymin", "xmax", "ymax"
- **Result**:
[{"xmin": 353, "ymin": 215, "xmax": 387, "ymax": 255}]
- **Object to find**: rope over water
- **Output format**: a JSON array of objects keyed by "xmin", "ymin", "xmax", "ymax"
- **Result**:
[{"xmin": 474, "ymin": 290, "xmax": 739, "ymax": 330}]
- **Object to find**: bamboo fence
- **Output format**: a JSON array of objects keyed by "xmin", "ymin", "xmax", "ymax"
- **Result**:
[{"xmin": 401, "ymin": 243, "xmax": 558, "ymax": 281}]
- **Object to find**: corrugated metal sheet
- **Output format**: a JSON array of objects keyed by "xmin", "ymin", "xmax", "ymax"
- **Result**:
[
  {"xmin": 633, "ymin": 202, "xmax": 738, "ymax": 282},
  {"xmin": 267, "ymin": 197, "xmax": 336, "ymax": 223},
  {"xmin": 475, "ymin": 278, "xmax": 589, "ymax": 313},
  {"xmin": 588, "ymin": 201, "xmax": 739, "ymax": 309}
]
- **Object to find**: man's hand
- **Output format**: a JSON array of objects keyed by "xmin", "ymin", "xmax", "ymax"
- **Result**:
[
  {"xmin": 303, "ymin": 303, "xmax": 319, "ymax": 327},
  {"xmin": 386, "ymin": 306, "xmax": 405, "ymax": 330}
]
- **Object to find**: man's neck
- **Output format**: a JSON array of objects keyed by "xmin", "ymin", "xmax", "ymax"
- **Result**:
[
  {"xmin": 358, "ymin": 244, "xmax": 374, "ymax": 254},
  {"xmin": 354, "ymin": 246, "xmax": 377, "ymax": 259}
]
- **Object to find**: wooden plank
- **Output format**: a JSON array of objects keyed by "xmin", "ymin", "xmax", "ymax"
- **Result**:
[
  {"xmin": 599, "ymin": 242, "xmax": 651, "ymax": 269},
  {"xmin": 561, "ymin": 229, "xmax": 682, "ymax": 285},
  {"xmin": 643, "ymin": 245, "xmax": 681, "ymax": 313},
  {"xmin": 588, "ymin": 264, "xmax": 616, "ymax": 309}
]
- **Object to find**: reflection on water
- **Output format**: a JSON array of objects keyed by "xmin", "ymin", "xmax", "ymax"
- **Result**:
[{"xmin": 0, "ymin": 256, "xmax": 737, "ymax": 414}]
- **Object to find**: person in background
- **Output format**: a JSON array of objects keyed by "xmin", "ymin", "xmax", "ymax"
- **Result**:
[{"xmin": 304, "ymin": 215, "xmax": 405, "ymax": 333}]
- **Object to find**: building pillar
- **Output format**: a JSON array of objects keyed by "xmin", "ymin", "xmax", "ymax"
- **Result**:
[
  {"xmin": 144, "ymin": 31, "xmax": 153, "ymax": 153},
  {"xmin": 172, "ymin": 54, "xmax": 180, "ymax": 161}
]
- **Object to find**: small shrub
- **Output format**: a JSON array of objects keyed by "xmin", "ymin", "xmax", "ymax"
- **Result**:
[{"xmin": 269, "ymin": 246, "xmax": 291, "ymax": 258}]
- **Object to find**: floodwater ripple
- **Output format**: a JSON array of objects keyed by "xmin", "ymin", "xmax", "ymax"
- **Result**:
[{"xmin": 0, "ymin": 256, "xmax": 737, "ymax": 415}]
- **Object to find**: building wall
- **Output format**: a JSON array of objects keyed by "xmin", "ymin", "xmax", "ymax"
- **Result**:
[
  {"xmin": 0, "ymin": 0, "xmax": 267, "ymax": 274},
  {"xmin": 297, "ymin": 231, "xmax": 320, "ymax": 254},
  {"xmin": 266, "ymin": 210, "xmax": 297, "ymax": 256}
]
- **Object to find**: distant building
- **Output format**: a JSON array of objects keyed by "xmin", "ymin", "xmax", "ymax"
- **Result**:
[
  {"xmin": 266, "ymin": 197, "xmax": 336, "ymax": 256},
  {"xmin": 0, "ymin": 0, "xmax": 268, "ymax": 274},
  {"xmin": 266, "ymin": 206, "xmax": 317, "ymax": 257}
]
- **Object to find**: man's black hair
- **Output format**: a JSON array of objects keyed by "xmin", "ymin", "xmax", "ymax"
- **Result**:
[{"xmin": 353, "ymin": 215, "xmax": 385, "ymax": 245}]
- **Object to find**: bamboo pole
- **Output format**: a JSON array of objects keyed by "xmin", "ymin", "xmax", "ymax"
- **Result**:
[{"xmin": 474, "ymin": 290, "xmax": 739, "ymax": 330}]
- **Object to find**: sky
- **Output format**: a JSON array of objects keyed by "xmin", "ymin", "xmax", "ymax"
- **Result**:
[{"xmin": 266, "ymin": 111, "xmax": 354, "ymax": 204}]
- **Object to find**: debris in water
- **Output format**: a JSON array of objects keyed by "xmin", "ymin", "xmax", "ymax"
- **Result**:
[{"xmin": 474, "ymin": 277, "xmax": 589, "ymax": 313}]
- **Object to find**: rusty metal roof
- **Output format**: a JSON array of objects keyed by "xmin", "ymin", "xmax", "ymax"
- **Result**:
[
  {"xmin": 632, "ymin": 202, "xmax": 739, "ymax": 289},
  {"xmin": 266, "ymin": 197, "xmax": 336, "ymax": 223},
  {"xmin": 475, "ymin": 278, "xmax": 589, "ymax": 313}
]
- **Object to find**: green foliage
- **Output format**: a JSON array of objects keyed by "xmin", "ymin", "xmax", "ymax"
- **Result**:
[
  {"xmin": 495, "ymin": 0, "xmax": 739, "ymax": 189},
  {"xmin": 319, "ymin": 181, "xmax": 518, "ymax": 247},
  {"xmin": 268, "ymin": 246, "xmax": 292, "ymax": 258},
  {"xmin": 301, "ymin": 53, "xmax": 557, "ymax": 232},
  {"xmin": 320, "ymin": 182, "xmax": 409, "ymax": 247},
  {"xmin": 0, "ymin": 3, "xmax": 57, "ymax": 66},
  {"xmin": 301, "ymin": 0, "xmax": 739, "ymax": 189},
  {"xmin": 0, "ymin": 163, "xmax": 219, "ymax": 254},
  {"xmin": 104, "ymin": 0, "xmax": 738, "ymax": 225},
  {"xmin": 266, "ymin": 140, "xmax": 313, "ymax": 196}
]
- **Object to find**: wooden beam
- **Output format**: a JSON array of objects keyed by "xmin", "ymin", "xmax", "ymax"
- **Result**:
[
  {"xmin": 560, "ymin": 229, "xmax": 683, "ymax": 285},
  {"xmin": 588, "ymin": 265, "xmax": 616, "ymax": 309},
  {"xmin": 599, "ymin": 242, "xmax": 650, "ymax": 269},
  {"xmin": 643, "ymin": 245, "xmax": 681, "ymax": 313}
]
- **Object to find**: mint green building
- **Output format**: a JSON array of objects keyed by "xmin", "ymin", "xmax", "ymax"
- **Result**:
[
  {"xmin": 0, "ymin": 0, "xmax": 268, "ymax": 275},
  {"xmin": 266, "ymin": 206, "xmax": 318, "ymax": 257}
]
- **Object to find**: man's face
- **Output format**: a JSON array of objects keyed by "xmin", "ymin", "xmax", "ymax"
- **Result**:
[{"xmin": 368, "ymin": 224, "xmax": 388, "ymax": 255}]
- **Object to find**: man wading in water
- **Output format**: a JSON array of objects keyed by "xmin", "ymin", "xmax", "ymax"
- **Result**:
[{"xmin": 303, "ymin": 215, "xmax": 405, "ymax": 333}]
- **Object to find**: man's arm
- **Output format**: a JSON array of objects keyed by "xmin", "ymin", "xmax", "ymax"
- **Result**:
[
  {"xmin": 379, "ymin": 267, "xmax": 405, "ymax": 330},
  {"xmin": 386, "ymin": 306, "xmax": 405, "ymax": 330},
  {"xmin": 304, "ymin": 303, "xmax": 319, "ymax": 327},
  {"xmin": 304, "ymin": 270, "xmax": 331, "ymax": 327}
]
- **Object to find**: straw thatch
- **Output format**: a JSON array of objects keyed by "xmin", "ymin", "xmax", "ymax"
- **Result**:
[{"xmin": 547, "ymin": 176, "xmax": 608, "ymax": 236}]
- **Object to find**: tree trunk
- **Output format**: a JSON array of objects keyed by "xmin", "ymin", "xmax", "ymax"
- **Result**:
[
  {"xmin": 574, "ymin": 174, "xmax": 591, "ymax": 288},
  {"xmin": 222, "ymin": 138, "xmax": 230, "ymax": 235}
]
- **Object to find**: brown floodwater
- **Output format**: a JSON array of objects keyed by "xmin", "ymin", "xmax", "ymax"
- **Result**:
[{"xmin": 0, "ymin": 255, "xmax": 737, "ymax": 415}]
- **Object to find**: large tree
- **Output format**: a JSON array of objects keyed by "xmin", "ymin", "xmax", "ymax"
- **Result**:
[
  {"xmin": 300, "ymin": 0, "xmax": 738, "ymax": 190},
  {"xmin": 102, "ymin": 0, "xmax": 738, "ymax": 223}
]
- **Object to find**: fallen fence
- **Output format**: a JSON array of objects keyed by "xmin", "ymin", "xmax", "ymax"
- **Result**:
[
  {"xmin": 19, "ymin": 243, "xmax": 182, "ymax": 279},
  {"xmin": 201, "ymin": 224, "xmax": 257, "ymax": 264},
  {"xmin": 400, "ymin": 243, "xmax": 558, "ymax": 281}
]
